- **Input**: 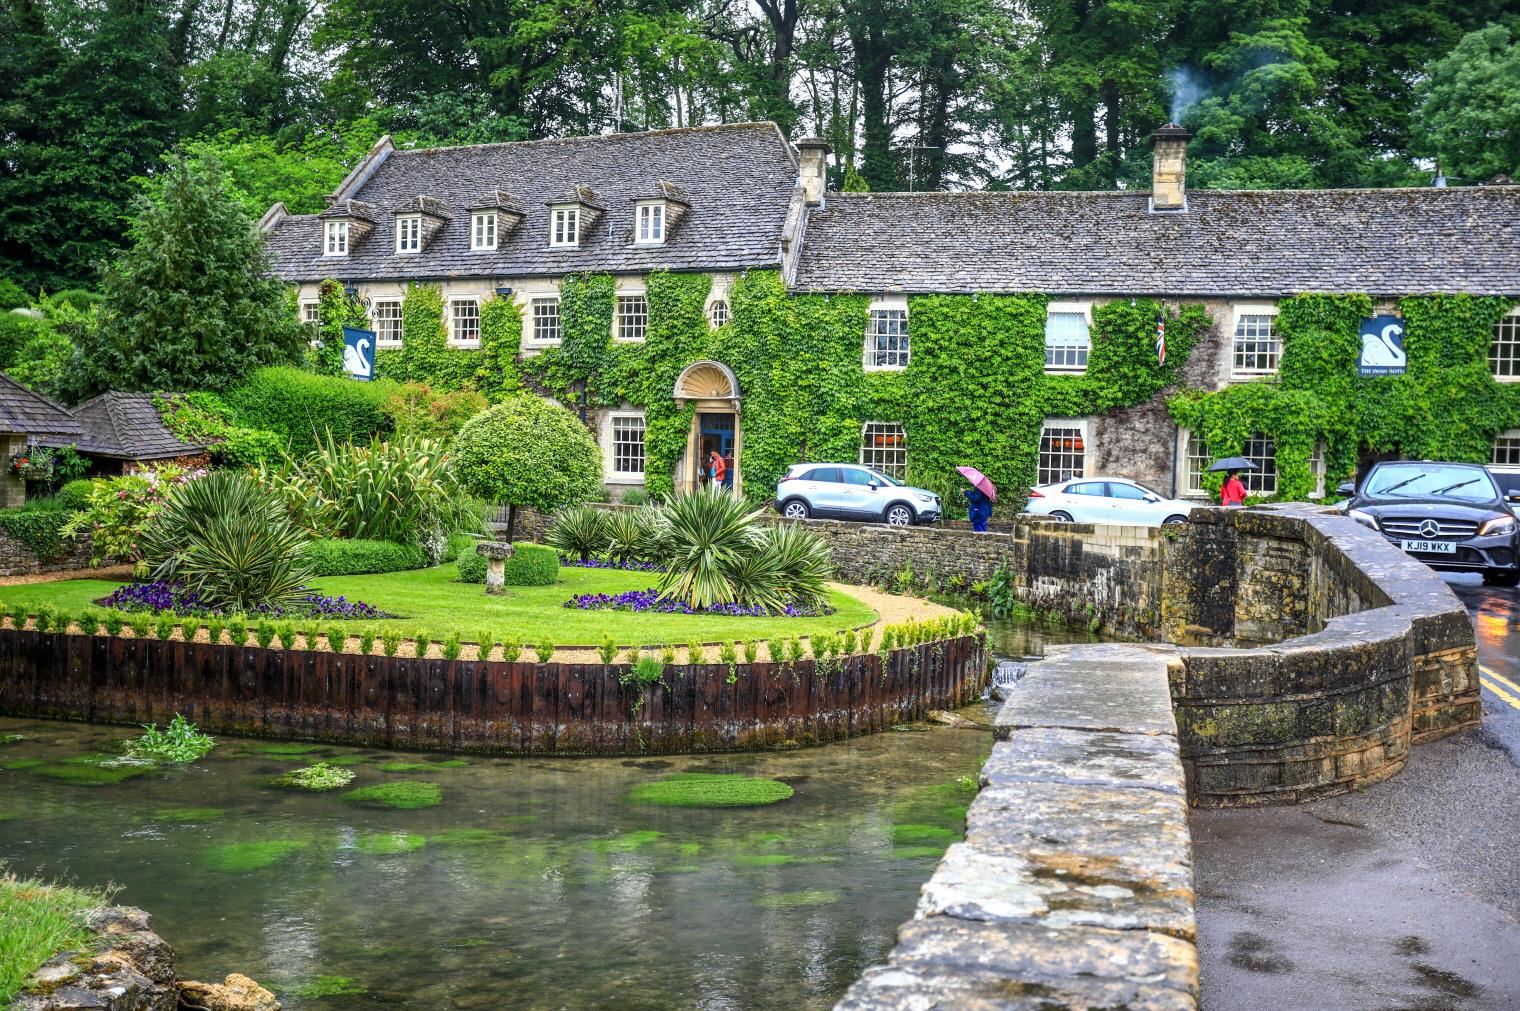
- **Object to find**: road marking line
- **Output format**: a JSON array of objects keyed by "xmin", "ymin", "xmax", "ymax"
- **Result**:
[
  {"xmin": 1478, "ymin": 664, "xmax": 1520, "ymax": 696},
  {"xmin": 1479, "ymin": 677, "xmax": 1520, "ymax": 712}
]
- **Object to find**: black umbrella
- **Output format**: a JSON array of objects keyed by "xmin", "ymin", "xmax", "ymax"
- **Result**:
[{"xmin": 1208, "ymin": 456, "xmax": 1259, "ymax": 472}]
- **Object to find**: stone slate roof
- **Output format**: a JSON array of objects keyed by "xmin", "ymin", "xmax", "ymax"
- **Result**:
[
  {"xmin": 267, "ymin": 123, "xmax": 798, "ymax": 283},
  {"xmin": 791, "ymin": 187, "xmax": 1520, "ymax": 296},
  {"xmin": 42, "ymin": 392, "xmax": 204, "ymax": 460},
  {"xmin": 0, "ymin": 372, "xmax": 80, "ymax": 437}
]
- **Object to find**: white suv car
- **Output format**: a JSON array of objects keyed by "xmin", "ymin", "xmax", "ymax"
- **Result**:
[
  {"xmin": 774, "ymin": 464, "xmax": 942, "ymax": 526},
  {"xmin": 1025, "ymin": 477, "xmax": 1195, "ymax": 526}
]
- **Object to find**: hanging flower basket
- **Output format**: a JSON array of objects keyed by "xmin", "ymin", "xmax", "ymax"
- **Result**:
[{"xmin": 9, "ymin": 449, "xmax": 54, "ymax": 481}]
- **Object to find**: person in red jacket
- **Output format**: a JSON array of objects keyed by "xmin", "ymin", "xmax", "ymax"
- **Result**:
[
  {"xmin": 1220, "ymin": 469, "xmax": 1248, "ymax": 508},
  {"xmin": 708, "ymin": 449, "xmax": 728, "ymax": 487}
]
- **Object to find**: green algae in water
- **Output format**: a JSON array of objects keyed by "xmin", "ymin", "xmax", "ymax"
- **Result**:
[
  {"xmin": 583, "ymin": 830, "xmax": 663, "ymax": 854},
  {"xmin": 378, "ymin": 762, "xmax": 436, "ymax": 773},
  {"xmin": 890, "ymin": 824, "xmax": 959, "ymax": 846},
  {"xmin": 890, "ymin": 846, "xmax": 948, "ymax": 860},
  {"xmin": 0, "ymin": 733, "xmax": 22, "ymax": 745},
  {"xmin": 246, "ymin": 742, "xmax": 324, "ymax": 755},
  {"xmin": 731, "ymin": 853, "xmax": 797, "ymax": 868},
  {"xmin": 428, "ymin": 828, "xmax": 504, "ymax": 847},
  {"xmin": 354, "ymin": 833, "xmax": 426, "ymax": 855},
  {"xmin": 432, "ymin": 758, "xmax": 471, "ymax": 768},
  {"xmin": 342, "ymin": 781, "xmax": 442, "ymax": 810},
  {"xmin": 1, "ymin": 758, "xmax": 44, "ymax": 771},
  {"xmin": 202, "ymin": 839, "xmax": 310, "ymax": 872},
  {"xmin": 274, "ymin": 976, "xmax": 368, "ymax": 999},
  {"xmin": 753, "ymin": 889, "xmax": 843, "ymax": 909},
  {"xmin": 272, "ymin": 763, "xmax": 354, "ymax": 791},
  {"xmin": 627, "ymin": 773, "xmax": 793, "ymax": 808},
  {"xmin": 322, "ymin": 754, "xmax": 370, "ymax": 766},
  {"xmin": 152, "ymin": 807, "xmax": 227, "ymax": 823},
  {"xmin": 32, "ymin": 756, "xmax": 152, "ymax": 785}
]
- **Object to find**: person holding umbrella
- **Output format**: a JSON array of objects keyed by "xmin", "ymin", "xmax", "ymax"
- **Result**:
[
  {"xmin": 1208, "ymin": 456, "xmax": 1257, "ymax": 508},
  {"xmin": 957, "ymin": 466, "xmax": 996, "ymax": 532}
]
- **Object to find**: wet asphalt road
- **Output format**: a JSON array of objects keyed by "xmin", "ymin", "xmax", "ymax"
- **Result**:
[{"xmin": 1193, "ymin": 573, "xmax": 1520, "ymax": 1011}]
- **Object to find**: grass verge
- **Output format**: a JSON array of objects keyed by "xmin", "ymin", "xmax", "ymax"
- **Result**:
[{"xmin": 0, "ymin": 873, "xmax": 109, "ymax": 1002}]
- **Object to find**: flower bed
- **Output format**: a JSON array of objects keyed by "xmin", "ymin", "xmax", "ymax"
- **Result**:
[
  {"xmin": 560, "ymin": 557, "xmax": 663, "ymax": 572},
  {"xmin": 99, "ymin": 581, "xmax": 385, "ymax": 620},
  {"xmin": 563, "ymin": 587, "xmax": 834, "ymax": 618}
]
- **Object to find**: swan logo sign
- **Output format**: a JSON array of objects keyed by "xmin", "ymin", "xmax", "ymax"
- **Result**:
[
  {"xmin": 1358, "ymin": 315, "xmax": 1406, "ymax": 376},
  {"xmin": 342, "ymin": 326, "xmax": 375, "ymax": 381}
]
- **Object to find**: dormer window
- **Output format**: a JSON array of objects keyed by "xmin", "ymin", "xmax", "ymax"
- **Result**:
[
  {"xmin": 551, "ymin": 206, "xmax": 579, "ymax": 247},
  {"xmin": 635, "ymin": 201, "xmax": 664, "ymax": 244},
  {"xmin": 395, "ymin": 215, "xmax": 421, "ymax": 254},
  {"xmin": 471, "ymin": 212, "xmax": 497, "ymax": 251},
  {"xmin": 324, "ymin": 220, "xmax": 348, "ymax": 256}
]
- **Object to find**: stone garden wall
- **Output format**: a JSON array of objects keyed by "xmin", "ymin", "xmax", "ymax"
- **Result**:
[
  {"xmin": 0, "ymin": 631, "xmax": 986, "ymax": 755},
  {"xmin": 0, "ymin": 530, "xmax": 94, "ymax": 577}
]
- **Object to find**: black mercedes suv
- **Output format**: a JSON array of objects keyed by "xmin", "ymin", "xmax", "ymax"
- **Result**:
[{"xmin": 1340, "ymin": 460, "xmax": 1520, "ymax": 586}]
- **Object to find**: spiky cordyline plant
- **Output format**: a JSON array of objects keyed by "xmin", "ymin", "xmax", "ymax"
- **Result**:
[
  {"xmin": 656, "ymin": 487, "xmax": 764, "ymax": 609},
  {"xmin": 546, "ymin": 505, "xmax": 609, "ymax": 561}
]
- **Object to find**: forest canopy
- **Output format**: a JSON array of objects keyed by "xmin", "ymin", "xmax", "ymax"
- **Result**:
[{"xmin": 2, "ymin": 0, "xmax": 1518, "ymax": 290}]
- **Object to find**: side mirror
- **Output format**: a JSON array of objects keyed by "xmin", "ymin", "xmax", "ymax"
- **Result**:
[
  {"xmin": 1336, "ymin": 481, "xmax": 1356, "ymax": 496},
  {"xmin": 868, "ymin": 481, "xmax": 880, "ymax": 490},
  {"xmin": 1507, "ymin": 492, "xmax": 1520, "ymax": 504},
  {"xmin": 1143, "ymin": 493, "xmax": 1160, "ymax": 503}
]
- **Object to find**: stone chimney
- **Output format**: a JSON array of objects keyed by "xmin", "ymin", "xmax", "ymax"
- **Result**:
[
  {"xmin": 796, "ymin": 137, "xmax": 831, "ymax": 206},
  {"xmin": 1149, "ymin": 125, "xmax": 1192, "ymax": 213}
]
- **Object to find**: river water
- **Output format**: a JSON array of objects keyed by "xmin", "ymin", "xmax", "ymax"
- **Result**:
[{"xmin": 0, "ymin": 616, "xmax": 1089, "ymax": 1009}]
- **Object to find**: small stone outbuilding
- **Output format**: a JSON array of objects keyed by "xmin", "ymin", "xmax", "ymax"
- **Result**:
[
  {"xmin": 0, "ymin": 371, "xmax": 81, "ymax": 507},
  {"xmin": 41, "ymin": 391, "xmax": 207, "ymax": 474}
]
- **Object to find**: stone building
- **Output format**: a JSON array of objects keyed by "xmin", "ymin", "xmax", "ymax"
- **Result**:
[
  {"xmin": 41, "ymin": 391, "xmax": 207, "ymax": 474},
  {"xmin": 262, "ymin": 123, "xmax": 1520, "ymax": 507},
  {"xmin": 0, "ymin": 372, "xmax": 81, "ymax": 507}
]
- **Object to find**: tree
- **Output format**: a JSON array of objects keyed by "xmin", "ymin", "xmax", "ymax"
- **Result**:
[
  {"xmin": 450, "ymin": 398, "xmax": 603, "ymax": 541},
  {"xmin": 1412, "ymin": 24, "xmax": 1520, "ymax": 183},
  {"xmin": 71, "ymin": 156, "xmax": 305, "ymax": 397}
]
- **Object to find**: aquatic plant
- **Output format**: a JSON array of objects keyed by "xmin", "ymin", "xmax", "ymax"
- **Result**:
[
  {"xmin": 354, "ymin": 832, "xmax": 425, "ymax": 855},
  {"xmin": 321, "ymin": 754, "xmax": 369, "ymax": 766},
  {"xmin": 753, "ymin": 889, "xmax": 842, "ymax": 909},
  {"xmin": 627, "ymin": 773, "xmax": 793, "ymax": 808},
  {"xmin": 201, "ymin": 839, "xmax": 310, "ymax": 872},
  {"xmin": 151, "ymin": 807, "xmax": 227, "ymax": 822},
  {"xmin": 433, "ymin": 758, "xmax": 470, "ymax": 768},
  {"xmin": 378, "ymin": 762, "xmax": 435, "ymax": 772},
  {"xmin": 273, "ymin": 762, "xmax": 354, "ymax": 791},
  {"xmin": 249, "ymin": 742, "xmax": 322, "ymax": 755},
  {"xmin": 427, "ymin": 828, "xmax": 501, "ymax": 847},
  {"xmin": 122, "ymin": 714, "xmax": 214, "ymax": 763},
  {"xmin": 891, "ymin": 824, "xmax": 959, "ymax": 846},
  {"xmin": 0, "ymin": 758, "xmax": 43, "ymax": 770},
  {"xmin": 0, "ymin": 733, "xmax": 22, "ymax": 745},
  {"xmin": 275, "ymin": 976, "xmax": 368, "ymax": 1000},
  {"xmin": 341, "ymin": 781, "xmax": 442, "ymax": 810},
  {"xmin": 31, "ymin": 755, "xmax": 152, "ymax": 785}
]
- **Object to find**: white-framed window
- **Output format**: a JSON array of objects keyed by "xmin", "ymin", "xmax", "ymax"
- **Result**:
[
  {"xmin": 1044, "ymin": 302, "xmax": 1091, "ymax": 373},
  {"xmin": 1494, "ymin": 429, "xmax": 1520, "ymax": 465},
  {"xmin": 635, "ymin": 202, "xmax": 664, "ymax": 244},
  {"xmin": 1038, "ymin": 419, "xmax": 1089, "ymax": 485},
  {"xmin": 860, "ymin": 421, "xmax": 907, "ymax": 479},
  {"xmin": 471, "ymin": 212, "xmax": 497, "ymax": 251},
  {"xmin": 371, "ymin": 299, "xmax": 403, "ymax": 347},
  {"xmin": 615, "ymin": 294, "xmax": 647, "ymax": 342},
  {"xmin": 1490, "ymin": 308, "xmax": 1520, "ymax": 381},
  {"xmin": 1243, "ymin": 433, "xmax": 1277, "ymax": 495},
  {"xmin": 1181, "ymin": 429, "xmax": 1210, "ymax": 497},
  {"xmin": 708, "ymin": 299, "xmax": 729, "ymax": 328},
  {"xmin": 1231, "ymin": 305, "xmax": 1281, "ymax": 378},
  {"xmin": 866, "ymin": 307, "xmax": 910, "ymax": 370},
  {"xmin": 299, "ymin": 300, "xmax": 320, "ymax": 326},
  {"xmin": 395, "ymin": 214, "xmax": 421, "ymax": 254},
  {"xmin": 550, "ymin": 205, "xmax": 580, "ymax": 247},
  {"xmin": 610, "ymin": 413, "xmax": 647, "ymax": 477},
  {"xmin": 449, "ymin": 297, "xmax": 480, "ymax": 346},
  {"xmin": 324, "ymin": 220, "xmax": 348, "ymax": 256},
  {"xmin": 528, "ymin": 297, "xmax": 561, "ymax": 344}
]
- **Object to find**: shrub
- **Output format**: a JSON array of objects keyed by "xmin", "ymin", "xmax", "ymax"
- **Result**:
[
  {"xmin": 52, "ymin": 479, "xmax": 95, "ymax": 512},
  {"xmin": 222, "ymin": 366, "xmax": 396, "ymax": 454},
  {"xmin": 450, "ymin": 397, "xmax": 602, "ymax": 540},
  {"xmin": 619, "ymin": 487, "xmax": 652, "ymax": 506},
  {"xmin": 382, "ymin": 382, "xmax": 489, "ymax": 441},
  {"xmin": 501, "ymin": 637, "xmax": 523, "ymax": 662},
  {"xmin": 455, "ymin": 544, "xmax": 487, "ymax": 583},
  {"xmin": 122, "ymin": 714, "xmax": 215, "ymax": 763},
  {"xmin": 605, "ymin": 507, "xmax": 663, "ymax": 564},
  {"xmin": 219, "ymin": 427, "xmax": 284, "ymax": 466},
  {"xmin": 763, "ymin": 523, "xmax": 834, "ymax": 609},
  {"xmin": 0, "ymin": 505, "xmax": 74, "ymax": 562},
  {"xmin": 61, "ymin": 464, "xmax": 201, "ymax": 565},
  {"xmin": 0, "ymin": 277, "xmax": 27, "ymax": 310},
  {"xmin": 359, "ymin": 628, "xmax": 376, "ymax": 654},
  {"xmin": 441, "ymin": 632, "xmax": 462, "ymax": 661},
  {"xmin": 534, "ymin": 641, "xmax": 554, "ymax": 663},
  {"xmin": 546, "ymin": 505, "xmax": 609, "ymax": 562},
  {"xmin": 138, "ymin": 471, "xmax": 313, "ymax": 612},
  {"xmin": 657, "ymin": 487, "xmax": 766, "ymax": 609},
  {"xmin": 261, "ymin": 434, "xmax": 481, "ymax": 563},
  {"xmin": 303, "ymin": 538, "xmax": 426, "ymax": 577},
  {"xmin": 501, "ymin": 543, "xmax": 559, "ymax": 586},
  {"xmin": 272, "ymin": 762, "xmax": 354, "ymax": 791}
]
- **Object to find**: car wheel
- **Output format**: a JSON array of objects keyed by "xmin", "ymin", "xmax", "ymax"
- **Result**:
[
  {"xmin": 1050, "ymin": 511, "xmax": 1074, "ymax": 522},
  {"xmin": 885, "ymin": 503, "xmax": 915, "ymax": 526},
  {"xmin": 1163, "ymin": 514, "xmax": 1189, "ymax": 526},
  {"xmin": 1482, "ymin": 568, "xmax": 1520, "ymax": 588},
  {"xmin": 781, "ymin": 499, "xmax": 810, "ymax": 520}
]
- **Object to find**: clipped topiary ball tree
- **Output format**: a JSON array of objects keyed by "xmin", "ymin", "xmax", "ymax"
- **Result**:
[{"xmin": 451, "ymin": 397, "xmax": 602, "ymax": 541}]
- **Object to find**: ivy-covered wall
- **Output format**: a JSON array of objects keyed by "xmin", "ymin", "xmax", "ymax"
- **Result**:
[
  {"xmin": 1169, "ymin": 294, "xmax": 1520, "ymax": 501},
  {"xmin": 310, "ymin": 271, "xmax": 1518, "ymax": 514}
]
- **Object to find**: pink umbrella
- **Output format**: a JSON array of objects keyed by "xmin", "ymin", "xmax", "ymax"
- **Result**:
[{"xmin": 956, "ymin": 466, "xmax": 997, "ymax": 502}]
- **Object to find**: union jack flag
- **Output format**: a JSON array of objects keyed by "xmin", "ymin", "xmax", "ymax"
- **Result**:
[{"xmin": 1155, "ymin": 313, "xmax": 1166, "ymax": 367}]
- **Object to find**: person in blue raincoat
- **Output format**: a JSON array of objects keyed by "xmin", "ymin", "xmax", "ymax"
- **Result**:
[{"xmin": 963, "ymin": 485, "xmax": 993, "ymax": 532}]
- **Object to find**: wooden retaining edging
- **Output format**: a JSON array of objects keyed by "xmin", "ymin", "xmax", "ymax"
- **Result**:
[{"xmin": 0, "ymin": 630, "xmax": 988, "ymax": 755}]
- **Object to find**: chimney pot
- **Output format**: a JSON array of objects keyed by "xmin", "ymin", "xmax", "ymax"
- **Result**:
[
  {"xmin": 1150, "ymin": 125, "xmax": 1192, "ymax": 213},
  {"xmin": 796, "ymin": 137, "xmax": 831, "ymax": 206}
]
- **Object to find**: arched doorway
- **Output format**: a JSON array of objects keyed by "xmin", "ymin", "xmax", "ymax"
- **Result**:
[{"xmin": 673, "ymin": 360, "xmax": 741, "ymax": 495}]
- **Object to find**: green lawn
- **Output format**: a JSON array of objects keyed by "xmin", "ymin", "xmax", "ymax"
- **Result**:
[{"xmin": 0, "ymin": 562, "xmax": 878, "ymax": 648}]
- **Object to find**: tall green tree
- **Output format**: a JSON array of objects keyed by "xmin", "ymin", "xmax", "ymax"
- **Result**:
[
  {"xmin": 1412, "ymin": 24, "xmax": 1520, "ymax": 183},
  {"xmin": 72, "ymin": 155, "xmax": 304, "ymax": 396}
]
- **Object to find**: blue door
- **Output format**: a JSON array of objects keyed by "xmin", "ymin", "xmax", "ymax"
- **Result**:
[{"xmin": 699, "ymin": 413, "xmax": 735, "ymax": 488}]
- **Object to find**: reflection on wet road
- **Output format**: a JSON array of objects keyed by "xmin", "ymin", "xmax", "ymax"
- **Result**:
[{"xmin": 1447, "ymin": 572, "xmax": 1520, "ymax": 756}]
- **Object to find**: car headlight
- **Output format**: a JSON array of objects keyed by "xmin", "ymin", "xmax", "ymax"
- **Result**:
[
  {"xmin": 1480, "ymin": 515, "xmax": 1517, "ymax": 536},
  {"xmin": 1347, "ymin": 508, "xmax": 1379, "ymax": 531},
  {"xmin": 914, "ymin": 492, "xmax": 935, "ymax": 503}
]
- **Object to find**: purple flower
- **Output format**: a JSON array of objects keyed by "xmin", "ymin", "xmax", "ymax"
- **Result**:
[
  {"xmin": 561, "ymin": 587, "xmax": 833, "ymax": 618},
  {"xmin": 559, "ymin": 557, "xmax": 665, "ymax": 572},
  {"xmin": 99, "ymin": 581, "xmax": 386, "ymax": 620}
]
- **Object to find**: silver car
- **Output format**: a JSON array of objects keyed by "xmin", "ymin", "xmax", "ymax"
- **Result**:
[
  {"xmin": 774, "ymin": 464, "xmax": 942, "ymax": 525},
  {"xmin": 1025, "ymin": 476, "xmax": 1195, "ymax": 526}
]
